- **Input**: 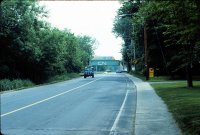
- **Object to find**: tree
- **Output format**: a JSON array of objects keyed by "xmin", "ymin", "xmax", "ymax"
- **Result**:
[
  {"xmin": 0, "ymin": 0, "xmax": 47, "ymax": 82},
  {"xmin": 113, "ymin": 0, "xmax": 141, "ymax": 72},
  {"xmin": 133, "ymin": 1, "xmax": 170, "ymax": 77},
  {"xmin": 0, "ymin": 0, "xmax": 96, "ymax": 83},
  {"xmin": 77, "ymin": 35, "xmax": 96, "ymax": 67},
  {"xmin": 134, "ymin": 0, "xmax": 200, "ymax": 87},
  {"xmin": 113, "ymin": 16, "xmax": 133, "ymax": 72},
  {"xmin": 114, "ymin": 0, "xmax": 200, "ymax": 87},
  {"xmin": 161, "ymin": 0, "xmax": 200, "ymax": 87}
]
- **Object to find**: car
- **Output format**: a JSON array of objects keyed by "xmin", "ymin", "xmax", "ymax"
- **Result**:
[
  {"xmin": 84, "ymin": 67, "xmax": 94, "ymax": 78},
  {"xmin": 116, "ymin": 70, "xmax": 122, "ymax": 73},
  {"xmin": 105, "ymin": 69, "xmax": 111, "ymax": 72}
]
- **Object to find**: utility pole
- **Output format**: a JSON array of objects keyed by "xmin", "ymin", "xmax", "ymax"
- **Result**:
[{"xmin": 144, "ymin": 24, "xmax": 149, "ymax": 80}]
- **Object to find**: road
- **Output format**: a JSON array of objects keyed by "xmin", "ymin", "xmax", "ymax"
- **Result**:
[{"xmin": 1, "ymin": 73, "xmax": 136, "ymax": 135}]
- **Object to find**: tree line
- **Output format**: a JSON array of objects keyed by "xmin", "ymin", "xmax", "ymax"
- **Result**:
[
  {"xmin": 0, "ymin": 0, "xmax": 96, "ymax": 84},
  {"xmin": 113, "ymin": 0, "xmax": 200, "ymax": 87}
]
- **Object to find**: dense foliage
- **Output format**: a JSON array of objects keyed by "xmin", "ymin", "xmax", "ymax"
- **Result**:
[
  {"xmin": 0, "ymin": 79, "xmax": 34, "ymax": 91},
  {"xmin": 0, "ymin": 0, "xmax": 96, "ymax": 84},
  {"xmin": 113, "ymin": 0, "xmax": 200, "ymax": 87}
]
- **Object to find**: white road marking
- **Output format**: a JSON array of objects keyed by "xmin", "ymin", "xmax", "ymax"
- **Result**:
[
  {"xmin": 109, "ymin": 80, "xmax": 130, "ymax": 135},
  {"xmin": 1, "ymin": 78, "xmax": 103, "ymax": 117}
]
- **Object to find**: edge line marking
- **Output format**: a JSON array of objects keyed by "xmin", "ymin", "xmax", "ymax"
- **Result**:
[{"xmin": 110, "ymin": 78, "xmax": 130, "ymax": 134}]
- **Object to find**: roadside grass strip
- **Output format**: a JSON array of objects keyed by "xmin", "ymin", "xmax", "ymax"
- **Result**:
[{"xmin": 151, "ymin": 81, "xmax": 200, "ymax": 135}]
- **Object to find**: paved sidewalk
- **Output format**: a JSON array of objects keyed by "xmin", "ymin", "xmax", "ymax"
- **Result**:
[{"xmin": 126, "ymin": 74, "xmax": 181, "ymax": 135}]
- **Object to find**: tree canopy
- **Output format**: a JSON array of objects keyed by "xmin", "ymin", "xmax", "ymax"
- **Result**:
[
  {"xmin": 113, "ymin": 0, "xmax": 200, "ymax": 87},
  {"xmin": 0, "ymin": 0, "xmax": 96, "ymax": 83}
]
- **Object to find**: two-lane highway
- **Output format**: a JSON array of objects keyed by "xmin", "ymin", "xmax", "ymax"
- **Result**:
[{"xmin": 1, "ymin": 73, "xmax": 136, "ymax": 135}]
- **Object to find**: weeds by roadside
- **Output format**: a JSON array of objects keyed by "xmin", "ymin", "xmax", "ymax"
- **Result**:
[
  {"xmin": 0, "ymin": 79, "xmax": 35, "ymax": 91},
  {"xmin": 0, "ymin": 73, "xmax": 80, "ymax": 92},
  {"xmin": 45, "ymin": 73, "xmax": 80, "ymax": 84}
]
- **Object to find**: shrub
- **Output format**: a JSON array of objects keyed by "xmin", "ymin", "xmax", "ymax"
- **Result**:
[
  {"xmin": 0, "ymin": 79, "xmax": 12, "ymax": 91},
  {"xmin": 0, "ymin": 79, "xmax": 35, "ymax": 91}
]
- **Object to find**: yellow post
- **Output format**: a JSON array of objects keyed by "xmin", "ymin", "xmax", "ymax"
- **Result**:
[{"xmin": 149, "ymin": 68, "xmax": 154, "ymax": 78}]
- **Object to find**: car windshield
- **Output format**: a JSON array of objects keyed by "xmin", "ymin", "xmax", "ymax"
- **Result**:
[{"xmin": 85, "ymin": 68, "xmax": 93, "ymax": 71}]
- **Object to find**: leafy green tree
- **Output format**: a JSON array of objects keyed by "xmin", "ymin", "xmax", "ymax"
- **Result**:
[
  {"xmin": 0, "ymin": 0, "xmax": 96, "ymax": 83},
  {"xmin": 77, "ymin": 35, "xmax": 95, "ymax": 67},
  {"xmin": 113, "ymin": 0, "xmax": 142, "ymax": 72},
  {"xmin": 63, "ymin": 30, "xmax": 82, "ymax": 73},
  {"xmin": 114, "ymin": 0, "xmax": 200, "ymax": 87},
  {"xmin": 135, "ymin": 0, "xmax": 200, "ymax": 87},
  {"xmin": 133, "ymin": 1, "xmax": 170, "ymax": 77},
  {"xmin": 161, "ymin": 0, "xmax": 200, "ymax": 87},
  {"xmin": 113, "ymin": 1, "xmax": 134, "ymax": 72},
  {"xmin": 38, "ymin": 28, "xmax": 66, "ymax": 77},
  {"xmin": 0, "ymin": 0, "xmax": 47, "ymax": 82}
]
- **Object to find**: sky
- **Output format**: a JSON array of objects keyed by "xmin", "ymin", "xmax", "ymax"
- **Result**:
[{"xmin": 39, "ymin": 1, "xmax": 123, "ymax": 60}]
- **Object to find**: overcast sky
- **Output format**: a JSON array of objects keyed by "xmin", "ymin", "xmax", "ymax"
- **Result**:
[{"xmin": 39, "ymin": 1, "xmax": 123, "ymax": 60}]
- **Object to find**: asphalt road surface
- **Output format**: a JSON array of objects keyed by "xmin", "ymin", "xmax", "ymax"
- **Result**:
[{"xmin": 1, "ymin": 73, "xmax": 136, "ymax": 135}]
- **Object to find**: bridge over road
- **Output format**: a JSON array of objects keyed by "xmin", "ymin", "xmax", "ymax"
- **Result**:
[{"xmin": 89, "ymin": 56, "xmax": 123, "ymax": 72}]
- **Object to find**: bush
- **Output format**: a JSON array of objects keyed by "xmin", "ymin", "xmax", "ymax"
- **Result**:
[
  {"xmin": 0, "ymin": 79, "xmax": 12, "ymax": 91},
  {"xmin": 0, "ymin": 73, "xmax": 79, "ymax": 92},
  {"xmin": 0, "ymin": 79, "xmax": 35, "ymax": 91}
]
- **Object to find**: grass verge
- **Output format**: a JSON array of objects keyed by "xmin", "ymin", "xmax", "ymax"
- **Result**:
[
  {"xmin": 129, "ymin": 71, "xmax": 171, "ymax": 82},
  {"xmin": 151, "ymin": 81, "xmax": 200, "ymax": 135}
]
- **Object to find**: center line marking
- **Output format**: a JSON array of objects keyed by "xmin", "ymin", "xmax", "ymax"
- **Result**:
[{"xmin": 1, "ymin": 77, "xmax": 103, "ymax": 117}]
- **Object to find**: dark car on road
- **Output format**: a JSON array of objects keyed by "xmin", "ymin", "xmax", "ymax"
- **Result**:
[{"xmin": 84, "ymin": 67, "xmax": 94, "ymax": 78}]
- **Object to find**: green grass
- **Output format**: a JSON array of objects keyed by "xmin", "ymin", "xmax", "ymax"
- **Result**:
[
  {"xmin": 130, "ymin": 72, "xmax": 200, "ymax": 134},
  {"xmin": 151, "ymin": 81, "xmax": 200, "ymax": 135},
  {"xmin": 130, "ymin": 71, "xmax": 200, "ymax": 82},
  {"xmin": 147, "ymin": 76, "xmax": 171, "ymax": 82},
  {"xmin": 130, "ymin": 71, "xmax": 172, "ymax": 82}
]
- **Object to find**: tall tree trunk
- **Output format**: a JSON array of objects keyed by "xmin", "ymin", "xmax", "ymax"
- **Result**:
[
  {"xmin": 127, "ymin": 60, "xmax": 131, "ymax": 72},
  {"xmin": 186, "ymin": 63, "xmax": 193, "ymax": 87}
]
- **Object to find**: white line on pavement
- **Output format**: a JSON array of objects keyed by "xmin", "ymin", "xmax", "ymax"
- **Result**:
[
  {"xmin": 109, "ymin": 79, "xmax": 130, "ymax": 134},
  {"xmin": 1, "ymin": 77, "xmax": 103, "ymax": 117}
]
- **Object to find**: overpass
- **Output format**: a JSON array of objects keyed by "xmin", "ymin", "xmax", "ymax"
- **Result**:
[{"xmin": 89, "ymin": 56, "xmax": 123, "ymax": 72}]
